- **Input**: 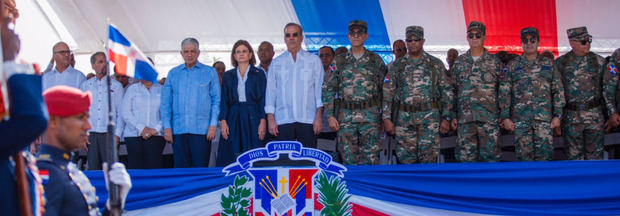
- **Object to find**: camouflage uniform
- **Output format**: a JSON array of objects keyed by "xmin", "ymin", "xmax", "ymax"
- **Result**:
[
  {"xmin": 381, "ymin": 26, "xmax": 455, "ymax": 164},
  {"xmin": 499, "ymin": 53, "xmax": 565, "ymax": 161},
  {"xmin": 451, "ymin": 48, "xmax": 502, "ymax": 162},
  {"xmin": 556, "ymin": 27, "xmax": 606, "ymax": 160},
  {"xmin": 323, "ymin": 49, "xmax": 386, "ymax": 165},
  {"xmin": 322, "ymin": 20, "xmax": 387, "ymax": 165},
  {"xmin": 603, "ymin": 48, "xmax": 620, "ymax": 122}
]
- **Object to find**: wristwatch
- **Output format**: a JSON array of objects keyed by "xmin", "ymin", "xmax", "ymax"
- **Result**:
[
  {"xmin": 554, "ymin": 114, "xmax": 562, "ymax": 119},
  {"xmin": 443, "ymin": 116, "xmax": 452, "ymax": 121}
]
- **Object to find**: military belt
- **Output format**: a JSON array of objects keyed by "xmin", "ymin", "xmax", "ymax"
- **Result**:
[
  {"xmin": 342, "ymin": 97, "xmax": 379, "ymax": 110},
  {"xmin": 399, "ymin": 101, "xmax": 438, "ymax": 113},
  {"xmin": 565, "ymin": 98, "xmax": 601, "ymax": 111}
]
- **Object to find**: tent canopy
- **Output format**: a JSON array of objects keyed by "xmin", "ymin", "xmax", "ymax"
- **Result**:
[{"xmin": 16, "ymin": 0, "xmax": 620, "ymax": 77}]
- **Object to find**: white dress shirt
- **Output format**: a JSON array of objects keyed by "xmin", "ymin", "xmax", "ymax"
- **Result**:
[
  {"xmin": 237, "ymin": 66, "xmax": 250, "ymax": 102},
  {"xmin": 265, "ymin": 49, "xmax": 324, "ymax": 125},
  {"xmin": 42, "ymin": 65, "xmax": 86, "ymax": 90},
  {"xmin": 121, "ymin": 82, "xmax": 163, "ymax": 137},
  {"xmin": 79, "ymin": 76, "xmax": 123, "ymax": 136}
]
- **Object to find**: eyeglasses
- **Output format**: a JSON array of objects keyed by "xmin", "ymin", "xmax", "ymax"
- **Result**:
[
  {"xmin": 54, "ymin": 50, "xmax": 72, "ymax": 55},
  {"xmin": 285, "ymin": 32, "xmax": 300, "ymax": 38},
  {"xmin": 406, "ymin": 38, "xmax": 422, "ymax": 43},
  {"xmin": 521, "ymin": 38, "xmax": 537, "ymax": 44},
  {"xmin": 235, "ymin": 49, "xmax": 250, "ymax": 54},
  {"xmin": 572, "ymin": 38, "xmax": 592, "ymax": 45},
  {"xmin": 349, "ymin": 31, "xmax": 366, "ymax": 37},
  {"xmin": 467, "ymin": 32, "xmax": 482, "ymax": 39}
]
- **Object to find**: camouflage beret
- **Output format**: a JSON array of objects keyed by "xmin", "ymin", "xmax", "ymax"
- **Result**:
[
  {"xmin": 520, "ymin": 27, "xmax": 539, "ymax": 39},
  {"xmin": 467, "ymin": 21, "xmax": 486, "ymax": 35},
  {"xmin": 349, "ymin": 20, "xmax": 367, "ymax": 32},
  {"xmin": 406, "ymin": 26, "xmax": 424, "ymax": 39},
  {"xmin": 567, "ymin": 26, "xmax": 591, "ymax": 39}
]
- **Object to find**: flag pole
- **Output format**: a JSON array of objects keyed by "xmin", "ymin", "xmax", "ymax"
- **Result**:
[{"xmin": 105, "ymin": 18, "xmax": 122, "ymax": 216}]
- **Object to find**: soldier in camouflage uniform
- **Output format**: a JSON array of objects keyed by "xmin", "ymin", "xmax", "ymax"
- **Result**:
[
  {"xmin": 603, "ymin": 48, "xmax": 620, "ymax": 131},
  {"xmin": 556, "ymin": 27, "xmax": 607, "ymax": 160},
  {"xmin": 322, "ymin": 20, "xmax": 387, "ymax": 165},
  {"xmin": 381, "ymin": 26, "xmax": 455, "ymax": 164},
  {"xmin": 450, "ymin": 21, "xmax": 502, "ymax": 162},
  {"xmin": 499, "ymin": 27, "xmax": 565, "ymax": 161}
]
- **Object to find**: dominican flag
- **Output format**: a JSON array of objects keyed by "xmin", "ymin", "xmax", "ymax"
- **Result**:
[{"xmin": 107, "ymin": 24, "xmax": 158, "ymax": 82}]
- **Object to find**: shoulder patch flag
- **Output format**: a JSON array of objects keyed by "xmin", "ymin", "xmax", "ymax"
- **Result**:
[
  {"xmin": 328, "ymin": 64, "xmax": 336, "ymax": 72},
  {"xmin": 609, "ymin": 63, "xmax": 617, "ymax": 75}
]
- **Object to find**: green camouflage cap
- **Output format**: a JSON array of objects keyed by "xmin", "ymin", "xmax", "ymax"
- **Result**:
[
  {"xmin": 520, "ymin": 27, "xmax": 539, "ymax": 40},
  {"xmin": 567, "ymin": 26, "xmax": 591, "ymax": 39},
  {"xmin": 349, "ymin": 20, "xmax": 367, "ymax": 32},
  {"xmin": 406, "ymin": 26, "xmax": 424, "ymax": 39},
  {"xmin": 467, "ymin": 21, "xmax": 486, "ymax": 35}
]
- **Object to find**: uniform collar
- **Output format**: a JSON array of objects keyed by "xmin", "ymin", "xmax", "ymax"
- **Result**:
[{"xmin": 37, "ymin": 144, "xmax": 73, "ymax": 165}]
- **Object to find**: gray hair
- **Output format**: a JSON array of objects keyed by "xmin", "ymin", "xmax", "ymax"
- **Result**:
[
  {"xmin": 283, "ymin": 23, "xmax": 303, "ymax": 35},
  {"xmin": 181, "ymin": 37, "xmax": 199, "ymax": 50},
  {"xmin": 90, "ymin": 52, "xmax": 106, "ymax": 64}
]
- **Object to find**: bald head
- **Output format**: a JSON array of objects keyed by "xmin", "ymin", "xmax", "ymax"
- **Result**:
[{"xmin": 52, "ymin": 42, "xmax": 71, "ymax": 71}]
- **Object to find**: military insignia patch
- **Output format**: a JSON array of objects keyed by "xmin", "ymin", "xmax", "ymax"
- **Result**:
[
  {"xmin": 39, "ymin": 170, "xmax": 49, "ymax": 185},
  {"xmin": 384, "ymin": 76, "xmax": 390, "ymax": 83},
  {"xmin": 609, "ymin": 63, "xmax": 618, "ymax": 75},
  {"xmin": 221, "ymin": 141, "xmax": 350, "ymax": 216},
  {"xmin": 500, "ymin": 67, "xmax": 508, "ymax": 80},
  {"xmin": 328, "ymin": 64, "xmax": 336, "ymax": 72}
]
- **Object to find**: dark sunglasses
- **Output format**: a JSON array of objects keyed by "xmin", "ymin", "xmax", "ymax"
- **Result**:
[
  {"xmin": 573, "ymin": 38, "xmax": 592, "ymax": 45},
  {"xmin": 467, "ymin": 32, "xmax": 482, "ymax": 39},
  {"xmin": 521, "ymin": 38, "xmax": 537, "ymax": 44},
  {"xmin": 285, "ymin": 32, "xmax": 300, "ymax": 38},
  {"xmin": 406, "ymin": 38, "xmax": 422, "ymax": 43},
  {"xmin": 349, "ymin": 31, "xmax": 366, "ymax": 37}
]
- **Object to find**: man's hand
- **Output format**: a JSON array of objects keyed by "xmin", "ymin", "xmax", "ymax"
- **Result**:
[
  {"xmin": 220, "ymin": 120, "xmax": 229, "ymax": 140},
  {"xmin": 383, "ymin": 119, "xmax": 395, "ymax": 135},
  {"xmin": 206, "ymin": 126, "xmax": 217, "ymax": 141},
  {"xmin": 327, "ymin": 116, "xmax": 340, "ymax": 131},
  {"xmin": 103, "ymin": 162, "xmax": 132, "ymax": 209},
  {"xmin": 450, "ymin": 118, "xmax": 458, "ymax": 131},
  {"xmin": 502, "ymin": 118, "xmax": 515, "ymax": 132},
  {"xmin": 610, "ymin": 113, "xmax": 620, "ymax": 127},
  {"xmin": 440, "ymin": 119, "xmax": 450, "ymax": 134},
  {"xmin": 551, "ymin": 117, "xmax": 562, "ymax": 135},
  {"xmin": 258, "ymin": 119, "xmax": 266, "ymax": 140},
  {"xmin": 313, "ymin": 116, "xmax": 323, "ymax": 135},
  {"xmin": 267, "ymin": 114, "xmax": 279, "ymax": 136},
  {"xmin": 164, "ymin": 128, "xmax": 173, "ymax": 143}
]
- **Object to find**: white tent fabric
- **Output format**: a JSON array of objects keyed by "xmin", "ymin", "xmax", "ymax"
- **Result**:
[{"xmin": 15, "ymin": 0, "xmax": 620, "ymax": 78}]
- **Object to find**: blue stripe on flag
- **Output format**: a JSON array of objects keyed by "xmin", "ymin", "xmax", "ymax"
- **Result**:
[
  {"xmin": 109, "ymin": 25, "xmax": 131, "ymax": 46},
  {"xmin": 291, "ymin": 0, "xmax": 392, "ymax": 62},
  {"xmin": 134, "ymin": 59, "xmax": 158, "ymax": 82}
]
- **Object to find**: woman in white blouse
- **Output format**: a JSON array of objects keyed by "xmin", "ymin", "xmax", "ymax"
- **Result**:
[{"xmin": 121, "ymin": 79, "xmax": 164, "ymax": 169}]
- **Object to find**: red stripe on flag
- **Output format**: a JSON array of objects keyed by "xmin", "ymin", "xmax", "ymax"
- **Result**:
[
  {"xmin": 351, "ymin": 202, "xmax": 390, "ymax": 216},
  {"xmin": 0, "ymin": 87, "xmax": 6, "ymax": 117},
  {"xmin": 108, "ymin": 48, "xmax": 128, "ymax": 76},
  {"xmin": 314, "ymin": 193, "xmax": 324, "ymax": 210},
  {"xmin": 462, "ymin": 0, "xmax": 559, "ymax": 56}
]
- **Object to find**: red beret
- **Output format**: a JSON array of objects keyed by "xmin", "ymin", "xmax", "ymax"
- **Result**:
[{"xmin": 43, "ymin": 86, "xmax": 91, "ymax": 117}]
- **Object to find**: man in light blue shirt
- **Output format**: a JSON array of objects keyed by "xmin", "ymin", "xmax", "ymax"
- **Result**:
[
  {"xmin": 265, "ymin": 23, "xmax": 324, "ymax": 148},
  {"xmin": 161, "ymin": 38, "xmax": 220, "ymax": 168}
]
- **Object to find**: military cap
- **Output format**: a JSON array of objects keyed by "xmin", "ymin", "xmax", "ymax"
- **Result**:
[
  {"xmin": 406, "ymin": 26, "xmax": 424, "ymax": 39},
  {"xmin": 521, "ymin": 27, "xmax": 539, "ymax": 40},
  {"xmin": 467, "ymin": 21, "xmax": 486, "ymax": 35},
  {"xmin": 348, "ymin": 20, "xmax": 367, "ymax": 32},
  {"xmin": 567, "ymin": 26, "xmax": 591, "ymax": 39},
  {"xmin": 43, "ymin": 86, "xmax": 91, "ymax": 117}
]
